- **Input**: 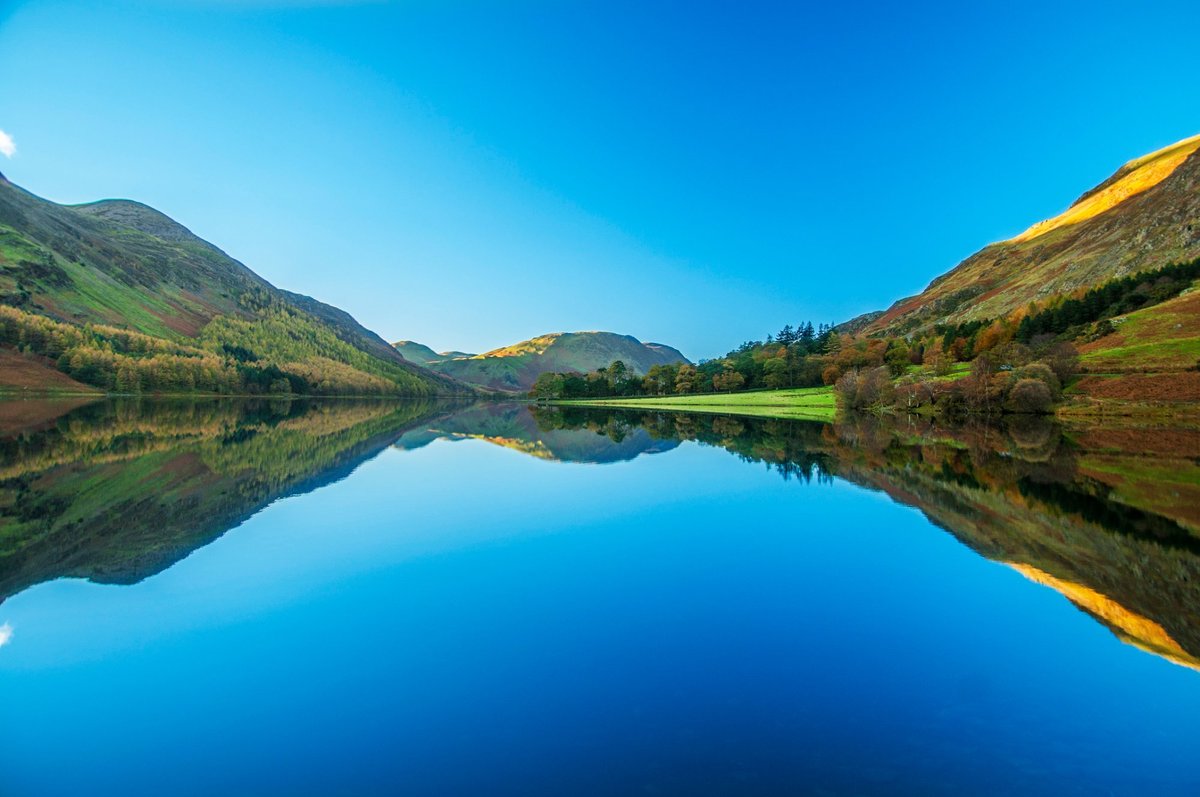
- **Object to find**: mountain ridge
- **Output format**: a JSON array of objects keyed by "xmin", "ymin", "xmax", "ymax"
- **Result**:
[
  {"xmin": 864, "ymin": 133, "xmax": 1200, "ymax": 335},
  {"xmin": 395, "ymin": 331, "xmax": 691, "ymax": 392},
  {"xmin": 0, "ymin": 175, "xmax": 468, "ymax": 396}
]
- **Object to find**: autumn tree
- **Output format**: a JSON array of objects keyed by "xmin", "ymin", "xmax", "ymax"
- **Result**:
[
  {"xmin": 674, "ymin": 364, "xmax": 698, "ymax": 394},
  {"xmin": 712, "ymin": 368, "xmax": 745, "ymax": 392}
]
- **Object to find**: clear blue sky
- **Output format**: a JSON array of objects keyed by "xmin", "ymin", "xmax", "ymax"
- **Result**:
[{"xmin": 1, "ymin": 0, "xmax": 1198, "ymax": 359}]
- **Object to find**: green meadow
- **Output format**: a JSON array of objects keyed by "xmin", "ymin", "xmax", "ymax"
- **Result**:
[{"xmin": 558, "ymin": 385, "xmax": 837, "ymax": 421}]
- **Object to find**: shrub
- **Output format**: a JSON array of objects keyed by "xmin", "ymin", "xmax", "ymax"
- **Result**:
[
  {"xmin": 835, "ymin": 366, "xmax": 893, "ymax": 409},
  {"xmin": 1013, "ymin": 362, "xmax": 1061, "ymax": 397},
  {"xmin": 1007, "ymin": 378, "xmax": 1054, "ymax": 414}
]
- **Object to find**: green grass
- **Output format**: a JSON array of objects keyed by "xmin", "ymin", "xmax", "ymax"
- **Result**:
[
  {"xmin": 56, "ymin": 258, "xmax": 185, "ymax": 337},
  {"xmin": 557, "ymin": 385, "xmax": 837, "ymax": 421},
  {"xmin": 1082, "ymin": 338, "xmax": 1200, "ymax": 369},
  {"xmin": 1081, "ymin": 285, "xmax": 1200, "ymax": 371}
]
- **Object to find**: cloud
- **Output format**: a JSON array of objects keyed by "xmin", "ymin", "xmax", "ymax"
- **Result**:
[
  {"xmin": 0, "ymin": 129, "xmax": 14, "ymax": 158},
  {"xmin": 0, "ymin": 622, "xmax": 11, "ymax": 649}
]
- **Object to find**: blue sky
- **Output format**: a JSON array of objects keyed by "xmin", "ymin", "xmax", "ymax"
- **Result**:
[{"xmin": 1, "ymin": 0, "xmax": 1198, "ymax": 359}]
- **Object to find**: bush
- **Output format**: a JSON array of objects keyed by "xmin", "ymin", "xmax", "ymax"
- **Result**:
[
  {"xmin": 1013, "ymin": 361, "xmax": 1061, "ymax": 397},
  {"xmin": 835, "ymin": 366, "xmax": 893, "ymax": 409},
  {"xmin": 1006, "ymin": 378, "xmax": 1054, "ymax": 414}
]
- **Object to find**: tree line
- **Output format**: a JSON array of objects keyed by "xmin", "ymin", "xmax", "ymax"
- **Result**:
[
  {"xmin": 529, "ymin": 255, "xmax": 1200, "ymax": 414},
  {"xmin": 530, "ymin": 321, "xmax": 840, "ymax": 399}
]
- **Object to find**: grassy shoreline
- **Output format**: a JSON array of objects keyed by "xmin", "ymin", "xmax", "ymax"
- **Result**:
[
  {"xmin": 553, "ymin": 385, "xmax": 838, "ymax": 421},
  {"xmin": 554, "ymin": 384, "xmax": 1200, "ymax": 427}
]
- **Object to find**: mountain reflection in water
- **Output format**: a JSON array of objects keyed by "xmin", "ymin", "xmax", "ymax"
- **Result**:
[{"xmin": 0, "ymin": 397, "xmax": 1197, "ymax": 670}]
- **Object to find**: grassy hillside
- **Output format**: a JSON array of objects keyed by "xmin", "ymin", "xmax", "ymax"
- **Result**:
[
  {"xmin": 866, "ymin": 133, "xmax": 1200, "ymax": 335},
  {"xmin": 0, "ymin": 173, "xmax": 465, "ymax": 396},
  {"xmin": 1078, "ymin": 285, "xmax": 1200, "ymax": 372},
  {"xmin": 399, "ymin": 331, "xmax": 690, "ymax": 392},
  {"xmin": 1064, "ymin": 282, "xmax": 1200, "ymax": 408}
]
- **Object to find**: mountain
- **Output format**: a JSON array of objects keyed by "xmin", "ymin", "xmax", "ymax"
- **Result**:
[
  {"xmin": 865, "ymin": 133, "xmax": 1200, "ymax": 335},
  {"xmin": 392, "ymin": 340, "xmax": 475, "ymax": 365},
  {"xmin": 395, "ymin": 331, "xmax": 691, "ymax": 392},
  {"xmin": 0, "ymin": 173, "xmax": 467, "ymax": 396}
]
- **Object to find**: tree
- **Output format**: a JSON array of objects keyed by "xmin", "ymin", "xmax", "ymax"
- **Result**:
[
  {"xmin": 855, "ymin": 366, "xmax": 894, "ymax": 408},
  {"xmin": 674, "ymin": 364, "xmax": 698, "ymax": 394},
  {"xmin": 642, "ymin": 363, "xmax": 677, "ymax": 396},
  {"xmin": 1043, "ymin": 342, "xmax": 1080, "ymax": 383},
  {"xmin": 884, "ymin": 342, "xmax": 911, "ymax": 377},
  {"xmin": 762, "ymin": 357, "xmax": 788, "ymax": 388},
  {"xmin": 963, "ymin": 354, "xmax": 1000, "ymax": 412},
  {"xmin": 561, "ymin": 373, "xmax": 588, "ymax": 397},
  {"xmin": 606, "ymin": 360, "xmax": 628, "ymax": 390},
  {"xmin": 834, "ymin": 370, "xmax": 859, "ymax": 407},
  {"xmin": 712, "ymin": 368, "xmax": 745, "ymax": 392},
  {"xmin": 531, "ymin": 371, "xmax": 564, "ymax": 400}
]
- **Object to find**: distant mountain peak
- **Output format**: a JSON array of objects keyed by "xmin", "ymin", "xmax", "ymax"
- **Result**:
[{"xmin": 396, "ymin": 331, "xmax": 691, "ymax": 392}]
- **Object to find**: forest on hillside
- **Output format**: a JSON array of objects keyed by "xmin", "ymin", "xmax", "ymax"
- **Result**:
[{"xmin": 0, "ymin": 301, "xmax": 455, "ymax": 396}]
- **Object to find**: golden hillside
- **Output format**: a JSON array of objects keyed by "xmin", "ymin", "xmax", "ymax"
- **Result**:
[{"xmin": 867, "ymin": 133, "xmax": 1200, "ymax": 334}]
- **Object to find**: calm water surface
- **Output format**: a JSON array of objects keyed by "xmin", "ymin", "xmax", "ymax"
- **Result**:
[{"xmin": 1, "ymin": 399, "xmax": 1198, "ymax": 796}]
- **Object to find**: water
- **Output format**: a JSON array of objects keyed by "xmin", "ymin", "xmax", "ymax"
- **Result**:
[{"xmin": 1, "ymin": 398, "xmax": 1198, "ymax": 796}]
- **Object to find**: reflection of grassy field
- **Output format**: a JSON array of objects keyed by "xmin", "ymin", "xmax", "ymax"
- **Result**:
[
  {"xmin": 1077, "ymin": 454, "xmax": 1200, "ymax": 534},
  {"xmin": 558, "ymin": 386, "xmax": 837, "ymax": 421}
]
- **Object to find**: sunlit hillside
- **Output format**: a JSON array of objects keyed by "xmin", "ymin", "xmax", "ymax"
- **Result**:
[
  {"xmin": 866, "ymin": 133, "xmax": 1200, "ymax": 335},
  {"xmin": 1010, "ymin": 133, "xmax": 1200, "ymax": 243}
]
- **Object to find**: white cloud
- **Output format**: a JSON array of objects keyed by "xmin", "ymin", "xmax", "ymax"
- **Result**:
[
  {"xmin": 0, "ymin": 622, "xmax": 12, "ymax": 649},
  {"xmin": 0, "ymin": 129, "xmax": 14, "ymax": 158}
]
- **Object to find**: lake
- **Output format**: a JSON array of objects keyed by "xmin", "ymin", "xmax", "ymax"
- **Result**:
[{"xmin": 1, "ymin": 398, "xmax": 1198, "ymax": 796}]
